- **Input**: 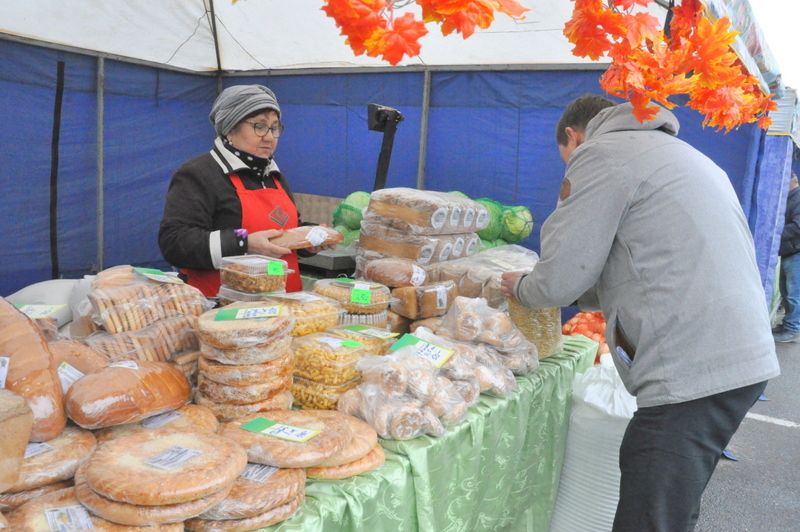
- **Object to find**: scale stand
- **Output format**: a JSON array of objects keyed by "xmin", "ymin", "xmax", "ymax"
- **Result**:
[{"xmin": 368, "ymin": 103, "xmax": 404, "ymax": 191}]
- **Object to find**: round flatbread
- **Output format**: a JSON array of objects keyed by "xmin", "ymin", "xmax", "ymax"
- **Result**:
[
  {"xmin": 317, "ymin": 413, "xmax": 378, "ymax": 467},
  {"xmin": 199, "ymin": 466, "xmax": 305, "ymax": 520},
  {"xmin": 199, "ymin": 334, "xmax": 292, "ymax": 365},
  {"xmin": 185, "ymin": 491, "xmax": 304, "ymax": 531},
  {"xmin": 9, "ymin": 426, "xmax": 96, "ymax": 493},
  {"xmin": 197, "ymin": 374, "xmax": 292, "ymax": 405},
  {"xmin": 8, "ymin": 485, "xmax": 183, "ymax": 531},
  {"xmin": 198, "ymin": 351, "xmax": 292, "ymax": 386},
  {"xmin": 84, "ymin": 430, "xmax": 246, "ymax": 506},
  {"xmin": 196, "ymin": 303, "xmax": 294, "ymax": 350},
  {"xmin": 75, "ymin": 465, "xmax": 230, "ymax": 527},
  {"xmin": 194, "ymin": 391, "xmax": 294, "ymax": 423},
  {"xmin": 0, "ymin": 480, "xmax": 73, "ymax": 511},
  {"xmin": 306, "ymin": 444, "xmax": 385, "ymax": 480},
  {"xmin": 220, "ymin": 410, "xmax": 353, "ymax": 468},
  {"xmin": 94, "ymin": 404, "xmax": 219, "ymax": 443}
]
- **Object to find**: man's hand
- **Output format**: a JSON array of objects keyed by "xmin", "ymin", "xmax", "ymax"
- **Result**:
[
  {"xmin": 500, "ymin": 271, "xmax": 526, "ymax": 300},
  {"xmin": 247, "ymin": 229, "xmax": 291, "ymax": 258}
]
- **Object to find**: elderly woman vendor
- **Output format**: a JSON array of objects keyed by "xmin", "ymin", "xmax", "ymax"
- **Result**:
[{"xmin": 159, "ymin": 84, "xmax": 307, "ymax": 296}]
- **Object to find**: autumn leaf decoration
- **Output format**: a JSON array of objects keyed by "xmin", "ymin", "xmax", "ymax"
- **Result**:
[
  {"xmin": 322, "ymin": 0, "xmax": 529, "ymax": 65},
  {"xmin": 564, "ymin": 0, "xmax": 776, "ymax": 130}
]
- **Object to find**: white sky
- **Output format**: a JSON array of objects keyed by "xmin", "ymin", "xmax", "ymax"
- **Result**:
[{"xmin": 748, "ymin": 0, "xmax": 799, "ymax": 89}]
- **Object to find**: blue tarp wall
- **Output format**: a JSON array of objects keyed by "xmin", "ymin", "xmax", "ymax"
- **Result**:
[{"xmin": 1, "ymin": 38, "xmax": 794, "ymax": 302}]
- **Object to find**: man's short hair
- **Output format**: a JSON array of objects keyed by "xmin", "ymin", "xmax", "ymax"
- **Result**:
[{"xmin": 556, "ymin": 95, "xmax": 615, "ymax": 146}]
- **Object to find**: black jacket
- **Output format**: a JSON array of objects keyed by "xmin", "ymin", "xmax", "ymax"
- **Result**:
[
  {"xmin": 159, "ymin": 141, "xmax": 298, "ymax": 271},
  {"xmin": 780, "ymin": 187, "xmax": 800, "ymax": 257}
]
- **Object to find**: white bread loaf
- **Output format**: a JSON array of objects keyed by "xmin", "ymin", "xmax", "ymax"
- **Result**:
[
  {"xmin": 198, "ymin": 466, "xmax": 305, "ymax": 520},
  {"xmin": 185, "ymin": 491, "xmax": 304, "ymax": 531},
  {"xmin": 7, "ymin": 426, "xmax": 96, "ymax": 493},
  {"xmin": 0, "ymin": 298, "xmax": 66, "ymax": 442},
  {"xmin": 0, "ymin": 390, "xmax": 34, "ymax": 492},
  {"xmin": 94, "ymin": 404, "xmax": 219, "ymax": 443},
  {"xmin": 84, "ymin": 430, "xmax": 247, "ymax": 506},
  {"xmin": 65, "ymin": 361, "xmax": 190, "ymax": 429}
]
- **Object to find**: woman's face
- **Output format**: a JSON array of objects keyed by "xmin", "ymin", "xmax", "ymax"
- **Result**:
[{"xmin": 227, "ymin": 110, "xmax": 281, "ymax": 159}]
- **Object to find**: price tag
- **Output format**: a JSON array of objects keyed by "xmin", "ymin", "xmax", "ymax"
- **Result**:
[
  {"xmin": 241, "ymin": 417, "xmax": 320, "ymax": 443},
  {"xmin": 305, "ymin": 226, "xmax": 328, "ymax": 247},
  {"xmin": 45, "ymin": 505, "xmax": 94, "ymax": 531},
  {"xmin": 389, "ymin": 334, "xmax": 454, "ymax": 368},
  {"xmin": 343, "ymin": 325, "xmax": 398, "ymax": 339},
  {"xmin": 25, "ymin": 441, "xmax": 55, "ymax": 459},
  {"xmin": 266, "ymin": 261, "xmax": 285, "ymax": 276},
  {"xmin": 476, "ymin": 207, "xmax": 489, "ymax": 228},
  {"xmin": 57, "ymin": 362, "xmax": 85, "ymax": 394},
  {"xmin": 450, "ymin": 206, "xmax": 462, "ymax": 227},
  {"xmin": 134, "ymin": 267, "xmax": 183, "ymax": 284},
  {"xmin": 435, "ymin": 286, "xmax": 448, "ymax": 309},
  {"xmin": 351, "ymin": 281, "xmax": 373, "ymax": 305},
  {"xmin": 141, "ymin": 410, "xmax": 182, "ymax": 429},
  {"xmin": 463, "ymin": 208, "xmax": 476, "ymax": 228},
  {"xmin": 109, "ymin": 360, "xmax": 139, "ymax": 370},
  {"xmin": 14, "ymin": 304, "xmax": 65, "ymax": 320},
  {"xmin": 0, "ymin": 356, "xmax": 9, "ymax": 388},
  {"xmin": 410, "ymin": 265, "xmax": 426, "ymax": 286},
  {"xmin": 240, "ymin": 463, "xmax": 278, "ymax": 483},
  {"xmin": 214, "ymin": 306, "xmax": 282, "ymax": 321},
  {"xmin": 146, "ymin": 446, "xmax": 202, "ymax": 471}
]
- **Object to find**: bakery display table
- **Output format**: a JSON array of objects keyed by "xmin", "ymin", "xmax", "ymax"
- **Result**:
[{"xmin": 266, "ymin": 335, "xmax": 597, "ymax": 532}]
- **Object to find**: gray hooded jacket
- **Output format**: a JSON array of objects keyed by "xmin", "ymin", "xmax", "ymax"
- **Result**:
[{"xmin": 515, "ymin": 103, "xmax": 780, "ymax": 407}]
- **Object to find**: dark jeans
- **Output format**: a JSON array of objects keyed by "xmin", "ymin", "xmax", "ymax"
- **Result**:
[
  {"xmin": 779, "ymin": 253, "xmax": 800, "ymax": 332},
  {"xmin": 612, "ymin": 380, "xmax": 768, "ymax": 532}
]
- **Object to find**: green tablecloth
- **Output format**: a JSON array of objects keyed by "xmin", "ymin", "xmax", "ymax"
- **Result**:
[{"xmin": 268, "ymin": 336, "xmax": 596, "ymax": 532}]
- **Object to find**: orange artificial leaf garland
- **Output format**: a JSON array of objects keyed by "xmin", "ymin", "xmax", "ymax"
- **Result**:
[
  {"xmin": 564, "ymin": 0, "xmax": 776, "ymax": 131},
  {"xmin": 323, "ymin": 0, "xmax": 528, "ymax": 65}
]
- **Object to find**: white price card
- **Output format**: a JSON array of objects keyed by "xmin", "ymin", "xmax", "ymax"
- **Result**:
[
  {"xmin": 214, "ymin": 306, "xmax": 282, "ymax": 321},
  {"xmin": 240, "ymin": 463, "xmax": 278, "ymax": 483},
  {"xmin": 241, "ymin": 417, "xmax": 320, "ymax": 443},
  {"xmin": 146, "ymin": 446, "xmax": 202, "ymax": 471},
  {"xmin": 435, "ymin": 286, "xmax": 448, "ymax": 309},
  {"xmin": 0, "ymin": 356, "xmax": 9, "ymax": 388},
  {"xmin": 25, "ymin": 442, "xmax": 55, "ymax": 459},
  {"xmin": 410, "ymin": 265, "xmax": 427, "ymax": 286},
  {"xmin": 414, "ymin": 341, "xmax": 455, "ymax": 368},
  {"xmin": 140, "ymin": 410, "xmax": 182, "ymax": 429},
  {"xmin": 45, "ymin": 504, "xmax": 94, "ymax": 531},
  {"xmin": 15, "ymin": 304, "xmax": 65, "ymax": 319},
  {"xmin": 57, "ymin": 362, "xmax": 85, "ymax": 394}
]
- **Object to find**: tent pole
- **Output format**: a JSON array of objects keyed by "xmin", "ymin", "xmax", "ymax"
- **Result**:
[
  {"xmin": 208, "ymin": 0, "xmax": 224, "ymax": 91},
  {"xmin": 416, "ymin": 69, "xmax": 431, "ymax": 190},
  {"xmin": 96, "ymin": 56, "xmax": 105, "ymax": 272}
]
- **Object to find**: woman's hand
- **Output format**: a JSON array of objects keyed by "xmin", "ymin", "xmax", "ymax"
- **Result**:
[{"xmin": 247, "ymin": 229, "xmax": 291, "ymax": 258}]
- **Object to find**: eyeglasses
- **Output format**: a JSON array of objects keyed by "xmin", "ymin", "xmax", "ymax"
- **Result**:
[{"xmin": 246, "ymin": 121, "xmax": 284, "ymax": 138}]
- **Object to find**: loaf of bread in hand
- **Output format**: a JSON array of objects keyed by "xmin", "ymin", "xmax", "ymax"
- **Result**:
[{"xmin": 270, "ymin": 226, "xmax": 343, "ymax": 250}]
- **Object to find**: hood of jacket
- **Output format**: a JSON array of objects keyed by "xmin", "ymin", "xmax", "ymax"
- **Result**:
[{"xmin": 584, "ymin": 102, "xmax": 680, "ymax": 141}]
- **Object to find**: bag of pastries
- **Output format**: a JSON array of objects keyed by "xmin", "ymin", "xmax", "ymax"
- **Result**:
[
  {"xmin": 390, "ymin": 280, "xmax": 457, "ymax": 320},
  {"xmin": 269, "ymin": 225, "xmax": 343, "ymax": 250}
]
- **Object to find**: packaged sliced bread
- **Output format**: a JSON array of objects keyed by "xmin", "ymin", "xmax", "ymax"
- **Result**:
[
  {"xmin": 365, "ymin": 188, "xmax": 487, "ymax": 235},
  {"xmin": 359, "ymin": 257, "xmax": 429, "ymax": 288},
  {"xmin": 390, "ymin": 281, "xmax": 458, "ymax": 320}
]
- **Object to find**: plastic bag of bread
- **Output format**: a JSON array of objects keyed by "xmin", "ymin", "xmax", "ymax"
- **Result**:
[
  {"xmin": 359, "ymin": 222, "xmax": 465, "ymax": 265},
  {"xmin": 424, "ymin": 375, "xmax": 469, "ymax": 425},
  {"xmin": 88, "ymin": 267, "xmax": 211, "ymax": 334},
  {"xmin": 390, "ymin": 280, "xmax": 457, "ymax": 320},
  {"xmin": 357, "ymin": 350, "xmax": 438, "ymax": 402},
  {"xmin": 292, "ymin": 333, "xmax": 369, "ymax": 385},
  {"xmin": 359, "ymin": 257, "xmax": 429, "ymax": 288},
  {"xmin": 339, "ymin": 385, "xmax": 445, "ymax": 440},
  {"xmin": 329, "ymin": 325, "xmax": 398, "ymax": 355},
  {"xmin": 439, "ymin": 297, "xmax": 539, "ymax": 375},
  {"xmin": 386, "ymin": 310, "xmax": 411, "ymax": 334},
  {"xmin": 262, "ymin": 292, "xmax": 342, "ymax": 336},
  {"xmin": 196, "ymin": 301, "xmax": 294, "ymax": 350},
  {"xmin": 48, "ymin": 339, "xmax": 108, "ymax": 374},
  {"xmin": 313, "ymin": 278, "xmax": 390, "ymax": 314},
  {"xmin": 269, "ymin": 225, "xmax": 343, "ymax": 250},
  {"xmin": 409, "ymin": 317, "xmax": 443, "ymax": 334},
  {"xmin": 365, "ymin": 187, "xmax": 487, "ymax": 235},
  {"xmin": 65, "ymin": 360, "xmax": 190, "ymax": 429},
  {"xmin": 85, "ymin": 315, "xmax": 198, "ymax": 363},
  {"xmin": 0, "ymin": 298, "xmax": 66, "ymax": 442},
  {"xmin": 220, "ymin": 255, "xmax": 291, "ymax": 293}
]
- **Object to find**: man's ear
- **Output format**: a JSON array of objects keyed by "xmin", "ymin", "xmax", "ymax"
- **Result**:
[{"xmin": 565, "ymin": 126, "xmax": 584, "ymax": 146}]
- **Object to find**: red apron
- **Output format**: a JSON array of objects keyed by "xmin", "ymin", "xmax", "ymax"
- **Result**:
[{"xmin": 183, "ymin": 173, "xmax": 302, "ymax": 296}]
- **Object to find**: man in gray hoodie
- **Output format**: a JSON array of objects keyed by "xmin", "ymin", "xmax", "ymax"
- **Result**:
[{"xmin": 502, "ymin": 95, "xmax": 780, "ymax": 531}]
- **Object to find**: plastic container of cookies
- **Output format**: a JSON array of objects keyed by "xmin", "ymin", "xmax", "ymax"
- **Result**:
[
  {"xmin": 220, "ymin": 255, "xmax": 292, "ymax": 293},
  {"xmin": 262, "ymin": 292, "xmax": 343, "ymax": 336},
  {"xmin": 329, "ymin": 325, "xmax": 397, "ymax": 355},
  {"xmin": 292, "ymin": 376, "xmax": 359, "ymax": 410},
  {"xmin": 292, "ymin": 333, "xmax": 369, "ymax": 385},
  {"xmin": 338, "ymin": 310, "xmax": 389, "ymax": 328},
  {"xmin": 312, "ymin": 278, "xmax": 390, "ymax": 315}
]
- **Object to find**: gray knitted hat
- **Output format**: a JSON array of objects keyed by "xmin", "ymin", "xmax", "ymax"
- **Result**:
[{"xmin": 209, "ymin": 85, "xmax": 281, "ymax": 137}]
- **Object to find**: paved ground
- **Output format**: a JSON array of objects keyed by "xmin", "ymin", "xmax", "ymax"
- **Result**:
[{"xmin": 695, "ymin": 340, "xmax": 800, "ymax": 531}]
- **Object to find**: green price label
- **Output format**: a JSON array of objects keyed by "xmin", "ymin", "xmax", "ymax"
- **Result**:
[
  {"xmin": 351, "ymin": 288, "xmax": 372, "ymax": 304},
  {"xmin": 341, "ymin": 340, "xmax": 362, "ymax": 348},
  {"xmin": 134, "ymin": 267, "xmax": 183, "ymax": 284},
  {"xmin": 389, "ymin": 333, "xmax": 421, "ymax": 352},
  {"xmin": 266, "ymin": 261, "xmax": 284, "ymax": 275}
]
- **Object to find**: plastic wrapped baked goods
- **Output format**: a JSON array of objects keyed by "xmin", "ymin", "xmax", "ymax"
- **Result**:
[
  {"xmin": 390, "ymin": 280, "xmax": 458, "ymax": 320},
  {"xmin": 221, "ymin": 410, "xmax": 354, "ymax": 468},
  {"xmin": 94, "ymin": 404, "xmax": 219, "ymax": 443},
  {"xmin": 6, "ymin": 426, "xmax": 96, "ymax": 493},
  {"xmin": 0, "ymin": 298, "xmax": 66, "ymax": 442},
  {"xmin": 317, "ymin": 414, "xmax": 378, "ymax": 467},
  {"xmin": 360, "ymin": 257, "xmax": 429, "ymax": 288},
  {"xmin": 65, "ymin": 360, "xmax": 190, "ymax": 429},
  {"xmin": 88, "ymin": 273, "xmax": 210, "ymax": 334},
  {"xmin": 329, "ymin": 324, "xmax": 398, "ymax": 355},
  {"xmin": 507, "ymin": 300, "xmax": 563, "ymax": 358},
  {"xmin": 0, "ymin": 390, "xmax": 34, "ymax": 493},
  {"xmin": 185, "ymin": 491, "xmax": 304, "ymax": 531},
  {"xmin": 338, "ymin": 385, "xmax": 445, "ymax": 440},
  {"xmin": 85, "ymin": 315, "xmax": 199, "ymax": 363},
  {"xmin": 197, "ymin": 466, "xmax": 305, "ymax": 521},
  {"xmin": 0, "ymin": 480, "xmax": 73, "ymax": 512},
  {"xmin": 306, "ymin": 444, "xmax": 384, "ymax": 480},
  {"xmin": 217, "ymin": 285, "xmax": 281, "ymax": 306},
  {"xmin": 292, "ymin": 377, "xmax": 360, "ymax": 410},
  {"xmin": 359, "ymin": 223, "xmax": 475, "ymax": 265},
  {"xmin": 269, "ymin": 225, "xmax": 344, "ymax": 250},
  {"xmin": 197, "ymin": 373, "xmax": 292, "ymax": 405},
  {"xmin": 339, "ymin": 310, "xmax": 389, "ymax": 328},
  {"xmin": 48, "ymin": 339, "xmax": 108, "ymax": 374},
  {"xmin": 358, "ymin": 351, "xmax": 438, "ymax": 401},
  {"xmin": 386, "ymin": 310, "xmax": 411, "ymax": 334},
  {"xmin": 220, "ymin": 255, "xmax": 290, "ymax": 294},
  {"xmin": 409, "ymin": 317, "xmax": 443, "ymax": 333},
  {"xmin": 199, "ymin": 334, "xmax": 292, "ymax": 365},
  {"xmin": 292, "ymin": 333, "xmax": 369, "ymax": 385},
  {"xmin": 262, "ymin": 292, "xmax": 342, "ymax": 336},
  {"xmin": 313, "ymin": 278, "xmax": 390, "ymax": 314},
  {"xmin": 196, "ymin": 302, "xmax": 294, "ymax": 350},
  {"xmin": 365, "ymin": 187, "xmax": 488, "ymax": 235},
  {"xmin": 198, "ymin": 350, "xmax": 292, "ymax": 386},
  {"xmin": 7, "ymin": 485, "xmax": 185, "ymax": 531},
  {"xmin": 195, "ymin": 390, "xmax": 293, "ymax": 423},
  {"xmin": 83, "ymin": 430, "xmax": 247, "ymax": 506}
]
